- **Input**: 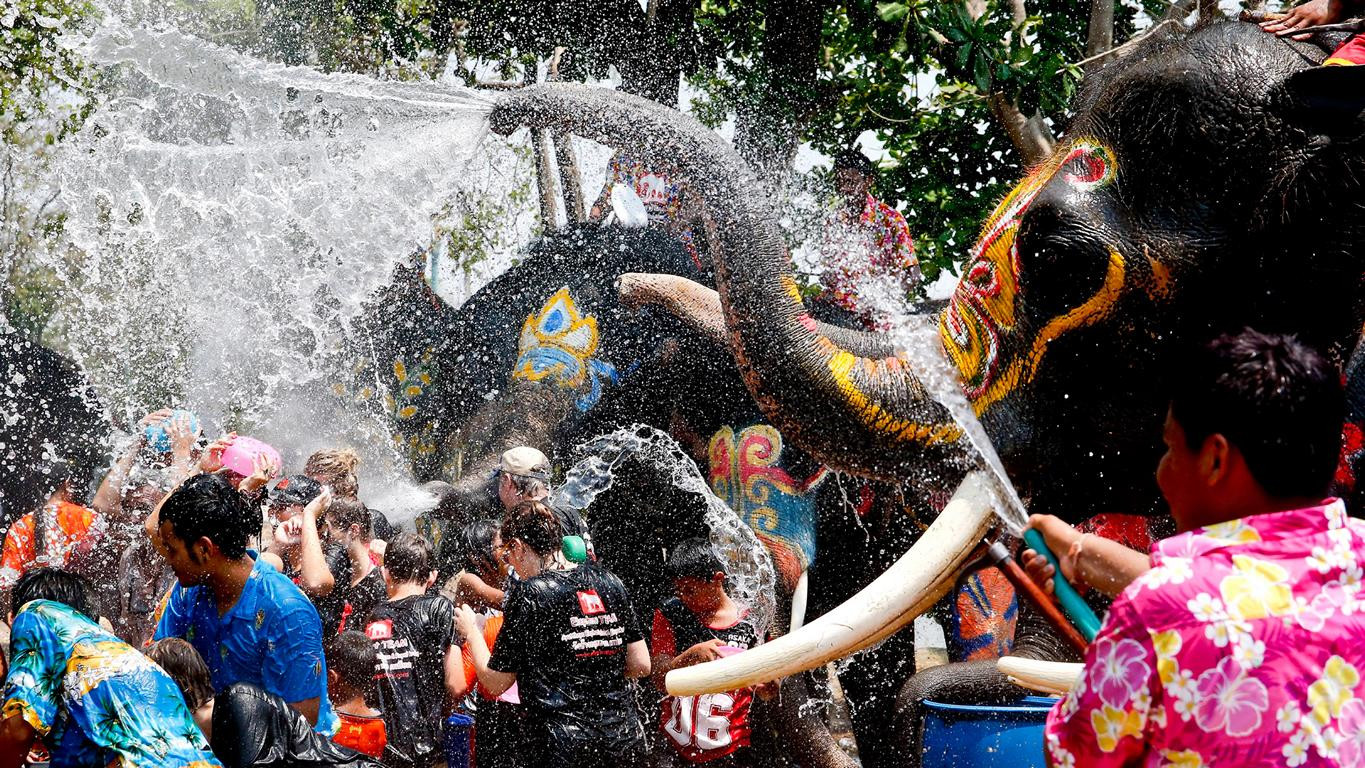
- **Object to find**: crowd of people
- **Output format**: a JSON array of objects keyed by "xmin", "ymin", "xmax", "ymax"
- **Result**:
[{"xmin": 0, "ymin": 423, "xmax": 771, "ymax": 768}]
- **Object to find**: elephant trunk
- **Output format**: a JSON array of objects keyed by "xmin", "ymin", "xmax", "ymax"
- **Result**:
[{"xmin": 489, "ymin": 84, "xmax": 968, "ymax": 482}]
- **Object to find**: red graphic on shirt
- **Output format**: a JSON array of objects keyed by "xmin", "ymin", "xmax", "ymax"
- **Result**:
[
  {"xmin": 577, "ymin": 590, "xmax": 606, "ymax": 616},
  {"xmin": 365, "ymin": 619, "xmax": 393, "ymax": 641}
]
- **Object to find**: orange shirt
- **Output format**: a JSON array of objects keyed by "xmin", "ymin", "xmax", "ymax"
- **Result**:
[
  {"xmin": 461, "ymin": 613, "xmax": 504, "ymax": 698},
  {"xmin": 334, "ymin": 711, "xmax": 387, "ymax": 759},
  {"xmin": 0, "ymin": 501, "xmax": 101, "ymax": 590}
]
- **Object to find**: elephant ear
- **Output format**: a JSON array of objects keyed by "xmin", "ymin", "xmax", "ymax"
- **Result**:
[{"xmin": 1279, "ymin": 64, "xmax": 1365, "ymax": 138}]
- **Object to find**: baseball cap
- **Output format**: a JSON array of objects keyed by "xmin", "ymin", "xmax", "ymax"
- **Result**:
[
  {"xmin": 269, "ymin": 475, "xmax": 322, "ymax": 507},
  {"xmin": 499, "ymin": 446, "xmax": 551, "ymax": 481}
]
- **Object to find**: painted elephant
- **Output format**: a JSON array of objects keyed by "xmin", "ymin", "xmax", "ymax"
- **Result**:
[
  {"xmin": 357, "ymin": 225, "xmax": 899, "ymax": 766},
  {"xmin": 483, "ymin": 16, "xmax": 1365, "ymax": 759}
]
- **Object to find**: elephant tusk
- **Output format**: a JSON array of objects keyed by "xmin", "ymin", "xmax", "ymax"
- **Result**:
[
  {"xmin": 666, "ymin": 471, "xmax": 998, "ymax": 696},
  {"xmin": 790, "ymin": 569, "xmax": 809, "ymax": 631},
  {"xmin": 997, "ymin": 656, "xmax": 1085, "ymax": 696}
]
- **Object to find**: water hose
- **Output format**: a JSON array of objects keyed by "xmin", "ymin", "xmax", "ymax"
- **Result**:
[
  {"xmin": 1021, "ymin": 529, "xmax": 1102, "ymax": 642},
  {"xmin": 985, "ymin": 540, "xmax": 1088, "ymax": 655}
]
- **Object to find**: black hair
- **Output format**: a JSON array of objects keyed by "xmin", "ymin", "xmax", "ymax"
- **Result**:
[
  {"xmin": 145, "ymin": 637, "xmax": 215, "ymax": 710},
  {"xmin": 370, "ymin": 508, "xmax": 395, "ymax": 541},
  {"xmin": 325, "ymin": 631, "xmax": 379, "ymax": 698},
  {"xmin": 1170, "ymin": 328, "xmax": 1344, "ymax": 499},
  {"xmin": 833, "ymin": 149, "xmax": 876, "ymax": 177},
  {"xmin": 326, "ymin": 497, "xmax": 372, "ymax": 539},
  {"xmin": 384, "ymin": 532, "xmax": 433, "ymax": 583},
  {"xmin": 448, "ymin": 518, "xmax": 500, "ymax": 578},
  {"xmin": 667, "ymin": 538, "xmax": 726, "ymax": 581},
  {"xmin": 13, "ymin": 567, "xmax": 94, "ymax": 620},
  {"xmin": 501, "ymin": 500, "xmax": 560, "ymax": 557},
  {"xmin": 158, "ymin": 472, "xmax": 257, "ymax": 559}
]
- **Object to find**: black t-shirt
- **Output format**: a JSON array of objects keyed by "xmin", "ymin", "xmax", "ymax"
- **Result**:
[
  {"xmin": 488, "ymin": 563, "xmax": 645, "ymax": 760},
  {"xmin": 336, "ymin": 566, "xmax": 386, "ymax": 635},
  {"xmin": 287, "ymin": 542, "xmax": 352, "ymax": 637},
  {"xmin": 364, "ymin": 594, "xmax": 457, "ymax": 768}
]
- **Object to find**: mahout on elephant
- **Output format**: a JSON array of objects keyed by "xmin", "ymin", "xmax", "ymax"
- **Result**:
[{"xmin": 481, "ymin": 15, "xmax": 1365, "ymax": 763}]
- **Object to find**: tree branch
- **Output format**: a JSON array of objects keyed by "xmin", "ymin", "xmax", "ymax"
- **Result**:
[
  {"xmin": 1085, "ymin": 0, "xmax": 1114, "ymax": 63},
  {"xmin": 968, "ymin": 0, "xmax": 1054, "ymax": 165}
]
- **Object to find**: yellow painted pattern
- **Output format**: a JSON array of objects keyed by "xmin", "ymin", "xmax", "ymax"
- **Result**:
[
  {"xmin": 971, "ymin": 250, "xmax": 1127, "ymax": 415},
  {"xmin": 826, "ymin": 350, "xmax": 964, "ymax": 445},
  {"xmin": 512, "ymin": 287, "xmax": 600, "ymax": 387}
]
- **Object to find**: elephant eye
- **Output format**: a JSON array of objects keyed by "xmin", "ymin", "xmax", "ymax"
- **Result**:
[{"xmin": 1059, "ymin": 142, "xmax": 1116, "ymax": 190}]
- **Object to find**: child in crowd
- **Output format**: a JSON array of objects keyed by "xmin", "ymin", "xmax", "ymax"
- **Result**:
[
  {"xmin": 364, "ymin": 533, "xmax": 465, "ymax": 768},
  {"xmin": 651, "ymin": 538, "xmax": 766, "ymax": 768},
  {"xmin": 327, "ymin": 631, "xmax": 387, "ymax": 759},
  {"xmin": 325, "ymin": 498, "xmax": 387, "ymax": 634}
]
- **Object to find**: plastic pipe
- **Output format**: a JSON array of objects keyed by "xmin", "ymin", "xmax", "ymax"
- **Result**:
[{"xmin": 1022, "ymin": 528, "xmax": 1102, "ymax": 642}]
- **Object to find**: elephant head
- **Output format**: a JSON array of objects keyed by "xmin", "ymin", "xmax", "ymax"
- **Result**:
[{"xmin": 487, "ymin": 20, "xmax": 1365, "ymax": 692}]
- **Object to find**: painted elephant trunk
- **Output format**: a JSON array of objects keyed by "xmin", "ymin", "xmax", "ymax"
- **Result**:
[{"xmin": 489, "ymin": 83, "xmax": 968, "ymax": 482}]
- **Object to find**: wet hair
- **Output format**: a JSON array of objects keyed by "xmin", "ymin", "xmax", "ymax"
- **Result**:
[
  {"xmin": 158, "ymin": 472, "xmax": 256, "ymax": 559},
  {"xmin": 326, "ymin": 497, "xmax": 372, "ymax": 540},
  {"xmin": 506, "ymin": 472, "xmax": 549, "ymax": 499},
  {"xmin": 370, "ymin": 508, "xmax": 395, "ymax": 542},
  {"xmin": 325, "ymin": 631, "xmax": 378, "ymax": 698},
  {"xmin": 13, "ymin": 567, "xmax": 94, "ymax": 619},
  {"xmin": 145, "ymin": 637, "xmax": 215, "ymax": 710},
  {"xmin": 667, "ymin": 538, "xmax": 726, "ymax": 581},
  {"xmin": 501, "ymin": 500, "xmax": 560, "ymax": 557},
  {"xmin": 833, "ymin": 149, "xmax": 876, "ymax": 177},
  {"xmin": 446, "ymin": 518, "xmax": 500, "ymax": 579},
  {"xmin": 384, "ymin": 532, "xmax": 433, "ymax": 583},
  {"xmin": 1170, "ymin": 328, "xmax": 1344, "ymax": 499},
  {"xmin": 305, "ymin": 449, "xmax": 360, "ymax": 498}
]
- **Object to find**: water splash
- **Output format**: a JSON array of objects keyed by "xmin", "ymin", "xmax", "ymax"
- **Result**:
[
  {"xmin": 554, "ymin": 424, "xmax": 778, "ymax": 639},
  {"xmin": 34, "ymin": 7, "xmax": 536, "ymax": 504}
]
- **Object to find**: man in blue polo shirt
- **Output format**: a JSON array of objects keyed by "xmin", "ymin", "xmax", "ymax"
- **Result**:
[{"xmin": 153, "ymin": 472, "xmax": 338, "ymax": 734}]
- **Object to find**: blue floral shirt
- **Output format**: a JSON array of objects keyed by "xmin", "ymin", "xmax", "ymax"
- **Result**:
[
  {"xmin": 2, "ymin": 599, "xmax": 220, "ymax": 768},
  {"xmin": 154, "ymin": 557, "xmax": 337, "ymax": 734}
]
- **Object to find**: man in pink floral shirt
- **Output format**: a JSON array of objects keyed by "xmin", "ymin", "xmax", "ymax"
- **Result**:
[{"xmin": 1028, "ymin": 329, "xmax": 1365, "ymax": 767}]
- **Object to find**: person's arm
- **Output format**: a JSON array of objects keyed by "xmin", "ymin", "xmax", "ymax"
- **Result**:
[
  {"xmin": 237, "ymin": 450, "xmax": 280, "ymax": 498},
  {"xmin": 1260, "ymin": 0, "xmax": 1346, "ymax": 39},
  {"xmin": 588, "ymin": 152, "xmax": 621, "ymax": 222},
  {"xmin": 91, "ymin": 410, "xmax": 164, "ymax": 516},
  {"xmin": 443, "ymin": 643, "xmax": 468, "ymax": 708},
  {"xmin": 289, "ymin": 696, "xmax": 320, "ymax": 727},
  {"xmin": 455, "ymin": 604, "xmax": 516, "ymax": 696},
  {"xmin": 1022, "ymin": 514, "xmax": 1152, "ymax": 599},
  {"xmin": 263, "ymin": 601, "xmax": 329, "ymax": 729},
  {"xmin": 166, "ymin": 412, "xmax": 199, "ymax": 487},
  {"xmin": 456, "ymin": 571, "xmax": 505, "ymax": 611},
  {"xmin": 624, "ymin": 639, "xmax": 651, "ymax": 680},
  {"xmin": 0, "ymin": 715, "xmax": 35, "ymax": 768},
  {"xmin": 197, "ymin": 433, "xmax": 236, "ymax": 474},
  {"xmin": 294, "ymin": 489, "xmax": 335, "ymax": 597}
]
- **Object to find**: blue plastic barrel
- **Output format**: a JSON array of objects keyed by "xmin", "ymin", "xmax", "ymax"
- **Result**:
[
  {"xmin": 919, "ymin": 696, "xmax": 1056, "ymax": 768},
  {"xmin": 444, "ymin": 712, "xmax": 474, "ymax": 768}
]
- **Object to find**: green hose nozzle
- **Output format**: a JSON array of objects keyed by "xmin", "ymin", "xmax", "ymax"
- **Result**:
[{"xmin": 1023, "ymin": 528, "xmax": 1102, "ymax": 642}]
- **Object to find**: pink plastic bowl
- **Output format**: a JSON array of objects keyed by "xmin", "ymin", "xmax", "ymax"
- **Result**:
[
  {"xmin": 715, "ymin": 645, "xmax": 746, "ymax": 658},
  {"xmin": 220, "ymin": 436, "xmax": 282, "ymax": 478}
]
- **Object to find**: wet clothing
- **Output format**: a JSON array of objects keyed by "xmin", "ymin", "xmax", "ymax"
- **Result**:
[
  {"xmin": 818, "ymin": 193, "xmax": 919, "ymax": 326},
  {"xmin": 3, "ymin": 599, "xmax": 220, "ymax": 767},
  {"xmin": 154, "ymin": 556, "xmax": 338, "ymax": 735},
  {"xmin": 1327, "ymin": 35, "xmax": 1365, "ymax": 66},
  {"xmin": 112, "ymin": 536, "xmax": 176, "ymax": 647},
  {"xmin": 0, "ymin": 501, "xmax": 103, "ymax": 591},
  {"xmin": 1046, "ymin": 499, "xmax": 1365, "ymax": 767},
  {"xmin": 286, "ymin": 542, "xmax": 352, "ymax": 637},
  {"xmin": 652, "ymin": 600, "xmax": 759, "ymax": 763},
  {"xmin": 211, "ymin": 682, "xmax": 380, "ymax": 768},
  {"xmin": 333, "ymin": 711, "xmax": 387, "ymax": 759},
  {"xmin": 488, "ymin": 562, "xmax": 646, "ymax": 767},
  {"xmin": 364, "ymin": 593, "xmax": 459, "ymax": 768},
  {"xmin": 335, "ymin": 566, "xmax": 386, "ymax": 635}
]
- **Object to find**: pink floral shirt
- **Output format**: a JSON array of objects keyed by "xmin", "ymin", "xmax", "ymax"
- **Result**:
[
  {"xmin": 820, "ymin": 193, "xmax": 919, "ymax": 323},
  {"xmin": 1045, "ymin": 500, "xmax": 1365, "ymax": 767}
]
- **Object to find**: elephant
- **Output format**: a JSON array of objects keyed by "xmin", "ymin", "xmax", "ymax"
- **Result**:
[
  {"xmin": 482, "ymin": 15, "xmax": 1365, "ymax": 761},
  {"xmin": 356, "ymin": 224, "xmax": 905, "ymax": 766}
]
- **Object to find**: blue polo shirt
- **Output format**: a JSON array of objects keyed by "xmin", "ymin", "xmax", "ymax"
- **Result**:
[{"xmin": 154, "ymin": 556, "xmax": 338, "ymax": 734}]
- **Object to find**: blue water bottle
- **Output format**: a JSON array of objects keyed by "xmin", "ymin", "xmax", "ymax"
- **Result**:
[{"xmin": 444, "ymin": 712, "xmax": 474, "ymax": 768}]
